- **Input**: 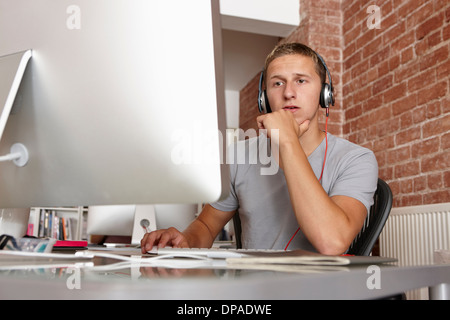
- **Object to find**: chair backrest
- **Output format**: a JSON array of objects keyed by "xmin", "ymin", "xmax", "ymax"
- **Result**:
[
  {"xmin": 233, "ymin": 178, "xmax": 393, "ymax": 255},
  {"xmin": 347, "ymin": 178, "xmax": 393, "ymax": 256}
]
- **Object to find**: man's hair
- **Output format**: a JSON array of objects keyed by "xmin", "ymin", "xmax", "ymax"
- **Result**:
[{"xmin": 264, "ymin": 43, "xmax": 326, "ymax": 85}]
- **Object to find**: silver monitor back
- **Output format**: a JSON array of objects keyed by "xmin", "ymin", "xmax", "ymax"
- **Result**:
[{"xmin": 0, "ymin": 0, "xmax": 228, "ymax": 208}]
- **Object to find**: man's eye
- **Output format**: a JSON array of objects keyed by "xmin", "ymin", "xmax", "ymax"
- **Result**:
[
  {"xmin": 297, "ymin": 79, "xmax": 305, "ymax": 84},
  {"xmin": 274, "ymin": 81, "xmax": 284, "ymax": 87}
]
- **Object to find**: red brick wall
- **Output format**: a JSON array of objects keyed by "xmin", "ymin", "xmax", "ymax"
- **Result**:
[
  {"xmin": 239, "ymin": 0, "xmax": 449, "ymax": 207},
  {"xmin": 343, "ymin": 0, "xmax": 449, "ymax": 206}
]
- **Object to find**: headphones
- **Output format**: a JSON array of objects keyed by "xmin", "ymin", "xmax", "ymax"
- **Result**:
[{"xmin": 258, "ymin": 51, "xmax": 335, "ymax": 114}]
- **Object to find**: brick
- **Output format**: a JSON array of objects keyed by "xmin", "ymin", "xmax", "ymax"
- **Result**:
[
  {"xmin": 353, "ymin": 86, "xmax": 372, "ymax": 104},
  {"xmin": 397, "ymin": 0, "xmax": 427, "ymax": 19},
  {"xmin": 396, "ymin": 127, "xmax": 421, "ymax": 146},
  {"xmin": 417, "ymin": 81, "xmax": 448, "ymax": 105},
  {"xmin": 379, "ymin": 9, "xmax": 398, "ymax": 32},
  {"xmin": 366, "ymin": 93, "xmax": 384, "ymax": 111},
  {"xmin": 443, "ymin": 95, "xmax": 450, "ymax": 113},
  {"xmin": 427, "ymin": 172, "xmax": 444, "ymax": 189},
  {"xmin": 388, "ymin": 145, "xmax": 411, "ymax": 164},
  {"xmin": 395, "ymin": 60, "xmax": 420, "ymax": 83},
  {"xmin": 436, "ymin": 56, "xmax": 450, "ymax": 79},
  {"xmin": 345, "ymin": 104, "xmax": 363, "ymax": 120},
  {"xmin": 407, "ymin": 68, "xmax": 436, "ymax": 92},
  {"xmin": 389, "ymin": 55, "xmax": 401, "ymax": 72},
  {"xmin": 377, "ymin": 61, "xmax": 390, "ymax": 77},
  {"xmin": 357, "ymin": 29, "xmax": 379, "ymax": 52},
  {"xmin": 400, "ymin": 178, "xmax": 414, "ymax": 193},
  {"xmin": 370, "ymin": 119, "xmax": 398, "ymax": 139},
  {"xmin": 427, "ymin": 30, "xmax": 442, "ymax": 47},
  {"xmin": 445, "ymin": 3, "xmax": 450, "ymax": 22},
  {"xmin": 411, "ymin": 137, "xmax": 440, "ymax": 158},
  {"xmin": 369, "ymin": 105, "xmax": 392, "ymax": 123},
  {"xmin": 400, "ymin": 110, "xmax": 413, "ymax": 129},
  {"xmin": 416, "ymin": 13, "xmax": 444, "ymax": 41},
  {"xmin": 426, "ymin": 100, "xmax": 442, "ymax": 119},
  {"xmin": 369, "ymin": 46, "xmax": 390, "ymax": 67},
  {"xmin": 392, "ymin": 94, "xmax": 417, "ymax": 116},
  {"xmin": 413, "ymin": 175, "xmax": 427, "ymax": 192},
  {"xmin": 412, "ymin": 105, "xmax": 427, "ymax": 124},
  {"xmin": 372, "ymin": 74, "xmax": 393, "ymax": 94},
  {"xmin": 344, "ymin": 25, "xmax": 362, "ymax": 46},
  {"xmin": 391, "ymin": 30, "xmax": 415, "ymax": 54},
  {"xmin": 362, "ymin": 35, "xmax": 382, "ymax": 59},
  {"xmin": 445, "ymin": 170, "xmax": 450, "ymax": 188},
  {"xmin": 379, "ymin": 165, "xmax": 393, "ymax": 181},
  {"xmin": 422, "ymin": 152, "xmax": 450, "ymax": 172},
  {"xmin": 405, "ymin": 1, "xmax": 434, "ymax": 29},
  {"xmin": 367, "ymin": 67, "xmax": 378, "ymax": 82},
  {"xmin": 394, "ymin": 160, "xmax": 419, "ymax": 178},
  {"xmin": 344, "ymin": 50, "xmax": 362, "ymax": 69},
  {"xmin": 444, "ymin": 24, "xmax": 450, "ymax": 41},
  {"xmin": 383, "ymin": 21, "xmax": 406, "ymax": 45},
  {"xmin": 422, "ymin": 114, "xmax": 450, "ymax": 139},
  {"xmin": 443, "ymin": 132, "xmax": 450, "ymax": 150},
  {"xmin": 383, "ymin": 82, "xmax": 407, "ymax": 104},
  {"xmin": 419, "ymin": 46, "xmax": 449, "ymax": 71},
  {"xmin": 424, "ymin": 190, "xmax": 450, "ymax": 205},
  {"xmin": 309, "ymin": 21, "xmax": 341, "ymax": 36},
  {"xmin": 373, "ymin": 135, "xmax": 395, "ymax": 152},
  {"xmin": 401, "ymin": 194, "xmax": 423, "ymax": 207},
  {"xmin": 401, "ymin": 47, "xmax": 414, "ymax": 64}
]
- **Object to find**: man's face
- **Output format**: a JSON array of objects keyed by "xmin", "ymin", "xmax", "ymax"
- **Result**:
[{"xmin": 265, "ymin": 54, "xmax": 322, "ymax": 125}]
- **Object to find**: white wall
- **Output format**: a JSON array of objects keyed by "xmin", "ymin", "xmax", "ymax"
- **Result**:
[
  {"xmin": 224, "ymin": 90, "xmax": 240, "ymax": 129},
  {"xmin": 220, "ymin": 0, "xmax": 300, "ymax": 37}
]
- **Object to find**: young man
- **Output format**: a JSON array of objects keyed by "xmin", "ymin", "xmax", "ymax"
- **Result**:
[{"xmin": 141, "ymin": 43, "xmax": 378, "ymax": 255}]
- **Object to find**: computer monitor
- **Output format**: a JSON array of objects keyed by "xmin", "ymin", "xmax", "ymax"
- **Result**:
[{"xmin": 0, "ymin": 0, "xmax": 228, "ymax": 208}]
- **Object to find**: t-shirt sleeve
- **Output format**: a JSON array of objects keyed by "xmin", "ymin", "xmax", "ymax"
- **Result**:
[
  {"xmin": 209, "ymin": 147, "xmax": 240, "ymax": 213},
  {"xmin": 328, "ymin": 149, "xmax": 379, "ymax": 213}
]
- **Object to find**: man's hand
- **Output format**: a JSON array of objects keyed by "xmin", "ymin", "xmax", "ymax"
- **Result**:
[
  {"xmin": 256, "ymin": 109, "xmax": 310, "ymax": 143},
  {"xmin": 140, "ymin": 227, "xmax": 189, "ymax": 253}
]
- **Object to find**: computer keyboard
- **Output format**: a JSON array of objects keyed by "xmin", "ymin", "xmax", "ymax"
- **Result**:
[{"xmin": 148, "ymin": 246, "xmax": 284, "ymax": 259}]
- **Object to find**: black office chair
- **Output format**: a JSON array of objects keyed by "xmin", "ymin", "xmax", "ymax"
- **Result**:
[
  {"xmin": 347, "ymin": 178, "xmax": 393, "ymax": 256},
  {"xmin": 232, "ymin": 178, "xmax": 393, "ymax": 256}
]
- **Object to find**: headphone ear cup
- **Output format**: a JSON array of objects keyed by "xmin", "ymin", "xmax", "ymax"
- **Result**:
[
  {"xmin": 258, "ymin": 89, "xmax": 265, "ymax": 113},
  {"xmin": 258, "ymin": 70, "xmax": 272, "ymax": 114},
  {"xmin": 263, "ymin": 91, "xmax": 271, "ymax": 113},
  {"xmin": 320, "ymin": 83, "xmax": 333, "ymax": 109},
  {"xmin": 258, "ymin": 90, "xmax": 272, "ymax": 114}
]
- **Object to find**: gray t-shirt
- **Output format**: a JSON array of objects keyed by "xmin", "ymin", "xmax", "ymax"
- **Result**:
[{"xmin": 211, "ymin": 133, "xmax": 378, "ymax": 252}]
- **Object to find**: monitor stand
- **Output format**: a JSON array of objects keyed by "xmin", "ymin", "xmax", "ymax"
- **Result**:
[
  {"xmin": 0, "ymin": 50, "xmax": 32, "ymax": 166},
  {"xmin": 131, "ymin": 205, "xmax": 157, "ymax": 245}
]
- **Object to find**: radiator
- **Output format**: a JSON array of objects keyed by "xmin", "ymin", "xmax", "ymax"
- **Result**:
[{"xmin": 379, "ymin": 202, "xmax": 450, "ymax": 300}]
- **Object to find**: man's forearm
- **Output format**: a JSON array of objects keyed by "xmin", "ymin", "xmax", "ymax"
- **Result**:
[{"xmin": 182, "ymin": 218, "xmax": 217, "ymax": 248}]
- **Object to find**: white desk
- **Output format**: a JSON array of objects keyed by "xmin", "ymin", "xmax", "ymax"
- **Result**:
[{"xmin": 0, "ymin": 252, "xmax": 449, "ymax": 300}]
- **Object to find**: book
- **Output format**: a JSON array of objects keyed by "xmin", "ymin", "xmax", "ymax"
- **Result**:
[{"xmin": 53, "ymin": 240, "xmax": 88, "ymax": 248}]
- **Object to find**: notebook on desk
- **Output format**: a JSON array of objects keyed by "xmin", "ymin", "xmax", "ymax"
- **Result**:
[
  {"xmin": 225, "ymin": 249, "xmax": 397, "ymax": 266},
  {"xmin": 150, "ymin": 247, "xmax": 397, "ymax": 266}
]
